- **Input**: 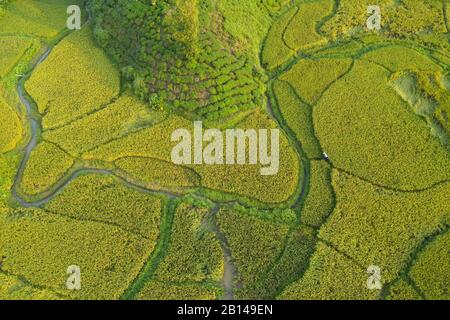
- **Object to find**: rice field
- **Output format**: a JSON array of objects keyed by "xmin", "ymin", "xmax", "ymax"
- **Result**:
[{"xmin": 0, "ymin": 0, "xmax": 449, "ymax": 301}]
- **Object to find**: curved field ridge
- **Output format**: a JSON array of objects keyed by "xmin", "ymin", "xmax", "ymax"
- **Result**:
[
  {"xmin": 319, "ymin": 170, "xmax": 450, "ymax": 287},
  {"xmin": 314, "ymin": 60, "xmax": 450, "ymax": 191},
  {"xmin": 25, "ymin": 26, "xmax": 120, "ymax": 130},
  {"xmin": 409, "ymin": 230, "xmax": 450, "ymax": 300},
  {"xmin": 1, "ymin": 0, "xmax": 450, "ymax": 301},
  {"xmin": 0, "ymin": 96, "xmax": 22, "ymax": 153}
]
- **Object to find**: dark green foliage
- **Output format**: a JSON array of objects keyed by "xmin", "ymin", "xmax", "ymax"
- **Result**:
[{"xmin": 90, "ymin": 0, "xmax": 265, "ymax": 122}]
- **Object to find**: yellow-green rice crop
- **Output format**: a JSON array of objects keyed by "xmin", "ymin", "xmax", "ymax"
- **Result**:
[
  {"xmin": 0, "ymin": 207, "xmax": 154, "ymax": 299},
  {"xmin": 279, "ymin": 58, "xmax": 352, "ymax": 105},
  {"xmin": 322, "ymin": 0, "xmax": 447, "ymax": 50},
  {"xmin": 151, "ymin": 202, "xmax": 223, "ymax": 283},
  {"xmin": 279, "ymin": 242, "xmax": 378, "ymax": 300},
  {"xmin": 273, "ymin": 79, "xmax": 322, "ymax": 158},
  {"xmin": 409, "ymin": 232, "xmax": 450, "ymax": 300},
  {"xmin": 86, "ymin": 111, "xmax": 300, "ymax": 204},
  {"xmin": 243, "ymin": 226, "xmax": 316, "ymax": 299},
  {"xmin": 319, "ymin": 170, "xmax": 450, "ymax": 285},
  {"xmin": 385, "ymin": 279, "xmax": 421, "ymax": 300},
  {"xmin": 217, "ymin": 206, "xmax": 290, "ymax": 299},
  {"xmin": 193, "ymin": 110, "xmax": 300, "ymax": 204},
  {"xmin": 25, "ymin": 25, "xmax": 120, "ymax": 129},
  {"xmin": 42, "ymin": 94, "xmax": 165, "ymax": 157},
  {"xmin": 0, "ymin": 96, "xmax": 22, "ymax": 152},
  {"xmin": 0, "ymin": 0, "xmax": 82, "ymax": 38},
  {"xmin": 83, "ymin": 114, "xmax": 190, "ymax": 163},
  {"xmin": 0, "ymin": 272, "xmax": 62, "ymax": 300},
  {"xmin": 137, "ymin": 281, "xmax": 217, "ymax": 300},
  {"xmin": 283, "ymin": 0, "xmax": 333, "ymax": 51},
  {"xmin": 44, "ymin": 174, "xmax": 163, "ymax": 238},
  {"xmin": 362, "ymin": 46, "xmax": 442, "ymax": 73},
  {"xmin": 114, "ymin": 157, "xmax": 200, "ymax": 190},
  {"xmin": 19, "ymin": 141, "xmax": 74, "ymax": 196},
  {"xmin": 300, "ymin": 160, "xmax": 334, "ymax": 228},
  {"xmin": 314, "ymin": 60, "xmax": 450, "ymax": 190},
  {"xmin": 261, "ymin": 6, "xmax": 297, "ymax": 70},
  {"xmin": 0, "ymin": 36, "xmax": 32, "ymax": 78}
]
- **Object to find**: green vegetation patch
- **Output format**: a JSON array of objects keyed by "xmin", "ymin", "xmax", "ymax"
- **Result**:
[
  {"xmin": 90, "ymin": 0, "xmax": 266, "ymax": 122},
  {"xmin": 216, "ymin": 0, "xmax": 273, "ymax": 58},
  {"xmin": 390, "ymin": 70, "xmax": 449, "ymax": 147}
]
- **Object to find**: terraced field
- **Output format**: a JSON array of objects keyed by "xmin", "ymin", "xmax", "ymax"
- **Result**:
[{"xmin": 0, "ymin": 0, "xmax": 448, "ymax": 300}]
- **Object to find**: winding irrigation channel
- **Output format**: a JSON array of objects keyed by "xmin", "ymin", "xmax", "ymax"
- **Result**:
[
  {"xmin": 11, "ymin": 40, "xmax": 179, "ymax": 208},
  {"xmin": 11, "ymin": 46, "xmax": 148, "ymax": 208},
  {"xmin": 12, "ymin": 46, "xmax": 52, "ymax": 207}
]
